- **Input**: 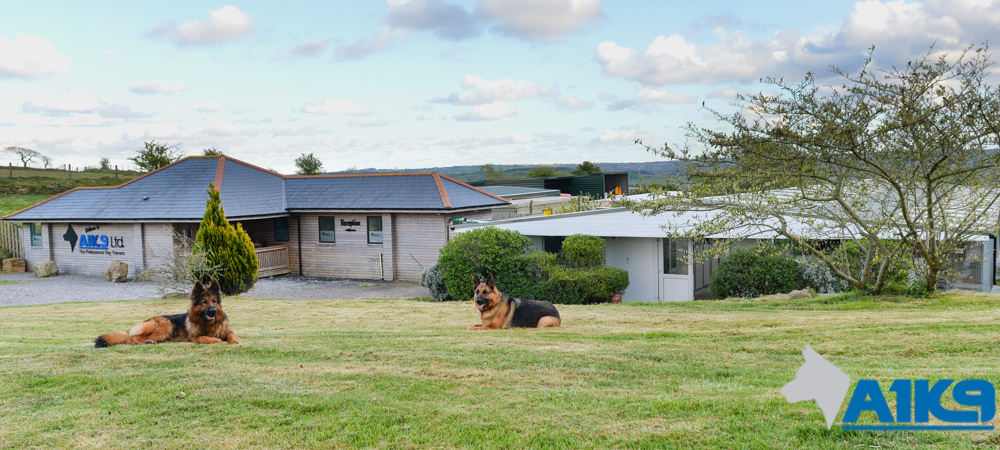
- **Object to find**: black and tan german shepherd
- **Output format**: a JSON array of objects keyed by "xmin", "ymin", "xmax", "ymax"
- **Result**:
[
  {"xmin": 94, "ymin": 279, "xmax": 240, "ymax": 347},
  {"xmin": 468, "ymin": 273, "xmax": 561, "ymax": 330}
]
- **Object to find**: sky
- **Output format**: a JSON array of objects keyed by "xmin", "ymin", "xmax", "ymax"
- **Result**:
[{"xmin": 1, "ymin": 0, "xmax": 999, "ymax": 174}]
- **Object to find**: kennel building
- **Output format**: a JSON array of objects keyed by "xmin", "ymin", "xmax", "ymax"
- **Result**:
[
  {"xmin": 3, "ymin": 156, "xmax": 508, "ymax": 281},
  {"xmin": 452, "ymin": 207, "xmax": 997, "ymax": 303}
]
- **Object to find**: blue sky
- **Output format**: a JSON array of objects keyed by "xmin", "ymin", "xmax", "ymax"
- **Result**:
[{"xmin": 1, "ymin": 0, "xmax": 997, "ymax": 173}]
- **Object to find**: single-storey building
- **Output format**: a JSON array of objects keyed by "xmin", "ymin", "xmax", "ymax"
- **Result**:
[
  {"xmin": 453, "ymin": 207, "xmax": 997, "ymax": 302},
  {"xmin": 3, "ymin": 156, "xmax": 508, "ymax": 281}
]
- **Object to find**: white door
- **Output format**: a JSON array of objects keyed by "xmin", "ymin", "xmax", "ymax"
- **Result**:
[{"xmin": 660, "ymin": 238, "xmax": 694, "ymax": 302}]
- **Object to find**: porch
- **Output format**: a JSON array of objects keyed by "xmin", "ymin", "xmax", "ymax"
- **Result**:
[{"xmin": 255, "ymin": 245, "xmax": 291, "ymax": 278}]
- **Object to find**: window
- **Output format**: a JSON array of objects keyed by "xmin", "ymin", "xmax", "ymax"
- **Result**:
[
  {"xmin": 367, "ymin": 216, "xmax": 383, "ymax": 244},
  {"xmin": 318, "ymin": 216, "xmax": 336, "ymax": 243},
  {"xmin": 274, "ymin": 217, "xmax": 289, "ymax": 242},
  {"xmin": 543, "ymin": 236, "xmax": 564, "ymax": 254},
  {"xmin": 663, "ymin": 239, "xmax": 688, "ymax": 275},
  {"xmin": 29, "ymin": 223, "xmax": 42, "ymax": 247}
]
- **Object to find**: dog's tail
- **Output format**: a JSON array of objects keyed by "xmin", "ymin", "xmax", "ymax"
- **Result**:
[{"xmin": 94, "ymin": 331, "xmax": 129, "ymax": 348}]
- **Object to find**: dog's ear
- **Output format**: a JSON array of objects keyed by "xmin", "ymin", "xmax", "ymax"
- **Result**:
[
  {"xmin": 486, "ymin": 272, "xmax": 495, "ymax": 289},
  {"xmin": 208, "ymin": 279, "xmax": 222, "ymax": 301},
  {"xmin": 473, "ymin": 273, "xmax": 480, "ymax": 287},
  {"xmin": 190, "ymin": 280, "xmax": 205, "ymax": 301}
]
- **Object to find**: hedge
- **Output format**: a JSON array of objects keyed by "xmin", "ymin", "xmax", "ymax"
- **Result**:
[
  {"xmin": 708, "ymin": 246, "xmax": 805, "ymax": 299},
  {"xmin": 438, "ymin": 227, "xmax": 534, "ymax": 302},
  {"xmin": 558, "ymin": 234, "xmax": 605, "ymax": 268},
  {"xmin": 436, "ymin": 229, "xmax": 629, "ymax": 304}
]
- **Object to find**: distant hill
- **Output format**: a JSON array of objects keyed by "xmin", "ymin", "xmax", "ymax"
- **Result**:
[{"xmin": 328, "ymin": 161, "xmax": 684, "ymax": 185}]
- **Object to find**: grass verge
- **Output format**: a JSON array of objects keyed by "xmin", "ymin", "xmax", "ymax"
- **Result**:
[
  {"xmin": 1, "ymin": 293, "xmax": 999, "ymax": 448},
  {"xmin": 0, "ymin": 194, "xmax": 50, "ymax": 216}
]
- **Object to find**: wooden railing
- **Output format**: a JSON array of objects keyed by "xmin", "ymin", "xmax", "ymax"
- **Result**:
[
  {"xmin": 255, "ymin": 245, "xmax": 290, "ymax": 277},
  {"xmin": 0, "ymin": 222, "xmax": 22, "ymax": 259}
]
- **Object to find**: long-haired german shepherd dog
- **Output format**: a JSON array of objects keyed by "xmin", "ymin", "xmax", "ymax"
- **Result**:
[
  {"xmin": 94, "ymin": 279, "xmax": 240, "ymax": 347},
  {"xmin": 468, "ymin": 273, "xmax": 561, "ymax": 330}
]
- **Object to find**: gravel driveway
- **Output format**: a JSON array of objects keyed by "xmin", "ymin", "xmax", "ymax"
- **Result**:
[{"xmin": 0, "ymin": 272, "xmax": 431, "ymax": 307}]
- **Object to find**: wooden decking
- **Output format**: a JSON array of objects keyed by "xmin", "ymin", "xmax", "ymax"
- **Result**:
[{"xmin": 255, "ymin": 245, "xmax": 291, "ymax": 277}]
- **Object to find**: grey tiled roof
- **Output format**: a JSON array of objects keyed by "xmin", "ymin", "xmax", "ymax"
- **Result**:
[
  {"xmin": 219, "ymin": 159, "xmax": 286, "ymax": 217},
  {"xmin": 440, "ymin": 178, "xmax": 512, "ymax": 208},
  {"xmin": 285, "ymin": 174, "xmax": 507, "ymax": 210},
  {"xmin": 5, "ymin": 158, "xmax": 506, "ymax": 222}
]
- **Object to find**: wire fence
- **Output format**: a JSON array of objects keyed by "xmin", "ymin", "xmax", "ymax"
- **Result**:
[{"xmin": 1, "ymin": 162, "xmax": 142, "ymax": 180}]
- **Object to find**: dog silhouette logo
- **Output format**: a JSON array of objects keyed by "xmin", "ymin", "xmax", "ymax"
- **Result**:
[{"xmin": 781, "ymin": 345, "xmax": 851, "ymax": 429}]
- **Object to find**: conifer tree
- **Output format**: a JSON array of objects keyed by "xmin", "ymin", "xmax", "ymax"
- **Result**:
[{"xmin": 194, "ymin": 183, "xmax": 258, "ymax": 295}]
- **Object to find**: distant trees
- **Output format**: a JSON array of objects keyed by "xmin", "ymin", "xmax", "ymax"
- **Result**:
[
  {"xmin": 294, "ymin": 153, "xmax": 324, "ymax": 175},
  {"xmin": 478, "ymin": 163, "xmax": 504, "ymax": 180},
  {"xmin": 129, "ymin": 141, "xmax": 184, "ymax": 172},
  {"xmin": 571, "ymin": 161, "xmax": 601, "ymax": 175},
  {"xmin": 99, "ymin": 157, "xmax": 111, "ymax": 170},
  {"xmin": 527, "ymin": 167, "xmax": 559, "ymax": 178},
  {"xmin": 3, "ymin": 146, "xmax": 41, "ymax": 168},
  {"xmin": 203, "ymin": 147, "xmax": 224, "ymax": 156}
]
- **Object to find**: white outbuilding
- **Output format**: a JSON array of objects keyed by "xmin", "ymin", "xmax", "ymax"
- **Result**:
[{"xmin": 452, "ymin": 207, "xmax": 996, "ymax": 302}]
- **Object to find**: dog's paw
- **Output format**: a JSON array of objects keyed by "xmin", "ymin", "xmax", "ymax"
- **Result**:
[{"xmin": 229, "ymin": 336, "xmax": 241, "ymax": 344}]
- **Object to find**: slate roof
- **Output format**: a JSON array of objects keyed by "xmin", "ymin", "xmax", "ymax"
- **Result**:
[
  {"xmin": 4, "ymin": 157, "xmax": 506, "ymax": 221},
  {"xmin": 284, "ymin": 173, "xmax": 507, "ymax": 211}
]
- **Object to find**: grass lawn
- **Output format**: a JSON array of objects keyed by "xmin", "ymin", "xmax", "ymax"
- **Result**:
[
  {"xmin": 0, "ymin": 194, "xmax": 50, "ymax": 216},
  {"xmin": 2, "ymin": 293, "xmax": 1000, "ymax": 448}
]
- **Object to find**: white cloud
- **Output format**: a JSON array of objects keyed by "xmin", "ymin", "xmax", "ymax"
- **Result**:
[
  {"xmin": 22, "ymin": 88, "xmax": 147, "ymax": 119},
  {"xmin": 301, "ymin": 99, "xmax": 372, "ymax": 115},
  {"xmin": 101, "ymin": 49, "xmax": 120, "ymax": 61},
  {"xmin": 149, "ymin": 5, "xmax": 256, "ymax": 46},
  {"xmin": 557, "ymin": 94, "xmax": 594, "ymax": 111},
  {"xmin": 338, "ymin": 0, "xmax": 601, "ymax": 59},
  {"xmin": 272, "ymin": 126, "xmax": 324, "ymax": 136},
  {"xmin": 335, "ymin": 27, "xmax": 400, "ymax": 59},
  {"xmin": 192, "ymin": 101, "xmax": 222, "ymax": 112},
  {"xmin": 0, "ymin": 33, "xmax": 71, "ymax": 79},
  {"xmin": 386, "ymin": 0, "xmax": 479, "ymax": 40},
  {"xmin": 636, "ymin": 87, "xmax": 694, "ymax": 103},
  {"xmin": 456, "ymin": 101, "xmax": 517, "ymax": 121},
  {"xmin": 347, "ymin": 118, "xmax": 394, "ymax": 127},
  {"xmin": 595, "ymin": 1, "xmax": 1000, "ymax": 86},
  {"xmin": 478, "ymin": 0, "xmax": 603, "ymax": 41},
  {"xmin": 597, "ymin": 130, "xmax": 650, "ymax": 144},
  {"xmin": 130, "ymin": 81, "xmax": 187, "ymax": 95},
  {"xmin": 434, "ymin": 74, "xmax": 551, "ymax": 105},
  {"xmin": 291, "ymin": 39, "xmax": 329, "ymax": 57}
]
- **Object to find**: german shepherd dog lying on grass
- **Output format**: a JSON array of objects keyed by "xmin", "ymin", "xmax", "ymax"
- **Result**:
[
  {"xmin": 468, "ymin": 273, "xmax": 561, "ymax": 330},
  {"xmin": 94, "ymin": 279, "xmax": 240, "ymax": 347}
]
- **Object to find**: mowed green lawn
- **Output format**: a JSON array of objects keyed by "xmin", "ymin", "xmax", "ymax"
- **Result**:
[
  {"xmin": 2, "ymin": 294, "xmax": 1000, "ymax": 448},
  {"xmin": 0, "ymin": 194, "xmax": 50, "ymax": 216}
]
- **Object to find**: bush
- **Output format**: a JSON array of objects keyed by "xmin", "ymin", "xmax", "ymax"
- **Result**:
[
  {"xmin": 420, "ymin": 264, "xmax": 452, "ymax": 301},
  {"xmin": 558, "ymin": 234, "xmax": 605, "ymax": 268},
  {"xmin": 709, "ymin": 246, "xmax": 805, "ymax": 298},
  {"xmin": 438, "ymin": 227, "xmax": 534, "ymax": 301},
  {"xmin": 540, "ymin": 266, "xmax": 629, "ymax": 304},
  {"xmin": 501, "ymin": 250, "xmax": 558, "ymax": 300},
  {"xmin": 194, "ymin": 183, "xmax": 258, "ymax": 296}
]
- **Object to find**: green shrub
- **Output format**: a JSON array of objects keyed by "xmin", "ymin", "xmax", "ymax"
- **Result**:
[
  {"xmin": 501, "ymin": 250, "xmax": 558, "ymax": 300},
  {"xmin": 194, "ymin": 183, "xmax": 258, "ymax": 296},
  {"xmin": 420, "ymin": 264, "xmax": 452, "ymax": 301},
  {"xmin": 437, "ymin": 227, "xmax": 534, "ymax": 301},
  {"xmin": 709, "ymin": 246, "xmax": 805, "ymax": 299},
  {"xmin": 540, "ymin": 265, "xmax": 629, "ymax": 304},
  {"xmin": 558, "ymin": 234, "xmax": 605, "ymax": 268}
]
